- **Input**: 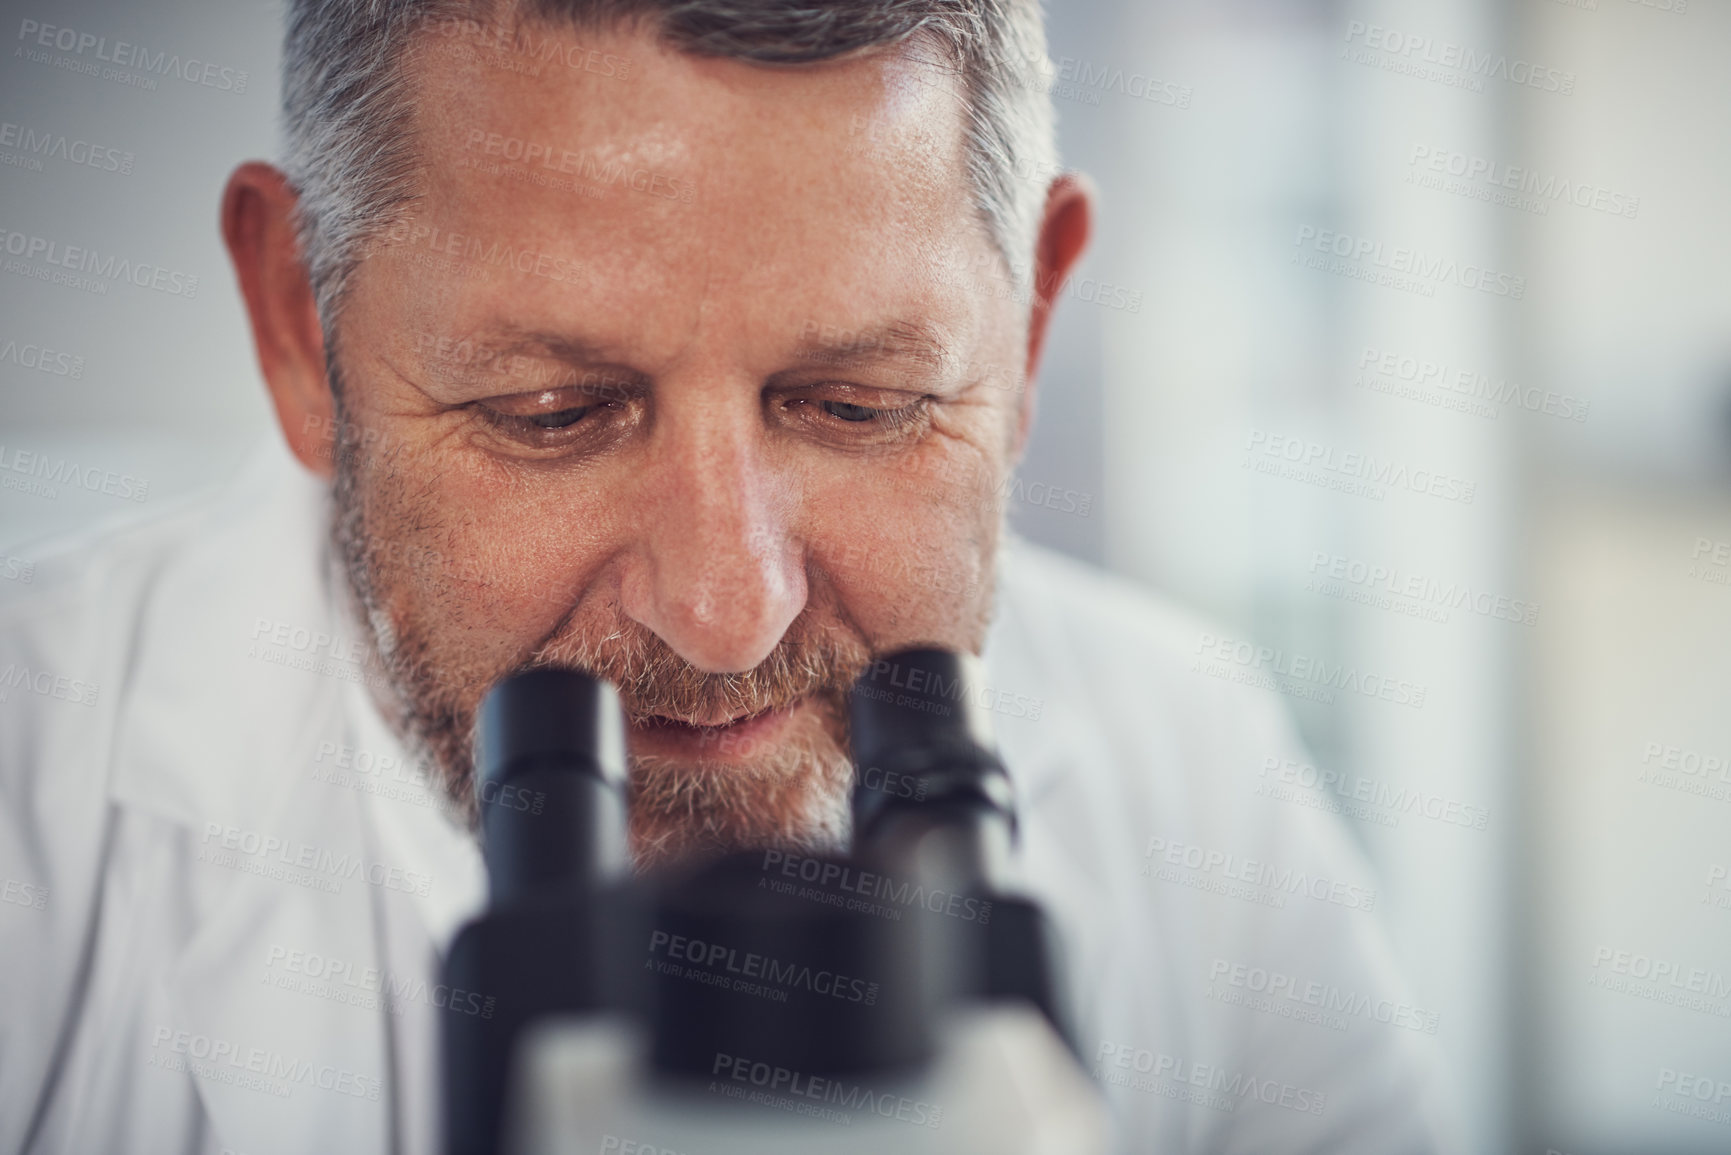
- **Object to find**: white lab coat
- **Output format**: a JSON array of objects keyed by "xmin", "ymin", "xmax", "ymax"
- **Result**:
[{"xmin": 0, "ymin": 436, "xmax": 1458, "ymax": 1155}]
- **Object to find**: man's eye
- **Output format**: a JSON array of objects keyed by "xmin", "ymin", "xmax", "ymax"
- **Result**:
[
  {"xmin": 471, "ymin": 389, "xmax": 640, "ymax": 455},
  {"xmin": 531, "ymin": 407, "xmax": 594, "ymax": 428},
  {"xmin": 780, "ymin": 391, "xmax": 931, "ymax": 445},
  {"xmin": 821, "ymin": 400, "xmax": 883, "ymax": 423}
]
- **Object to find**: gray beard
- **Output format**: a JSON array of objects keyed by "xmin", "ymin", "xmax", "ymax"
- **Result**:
[{"xmin": 325, "ymin": 404, "xmax": 867, "ymax": 868}]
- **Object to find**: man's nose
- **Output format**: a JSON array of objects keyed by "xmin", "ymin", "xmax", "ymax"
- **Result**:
[{"xmin": 619, "ymin": 404, "xmax": 807, "ymax": 674}]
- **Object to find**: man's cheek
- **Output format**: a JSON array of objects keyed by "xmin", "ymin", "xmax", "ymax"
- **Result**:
[
  {"xmin": 357, "ymin": 450, "xmax": 589, "ymax": 643},
  {"xmin": 808, "ymin": 449, "xmax": 1001, "ymax": 651}
]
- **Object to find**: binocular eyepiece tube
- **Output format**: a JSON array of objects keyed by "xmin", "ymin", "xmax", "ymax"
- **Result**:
[
  {"xmin": 848, "ymin": 648, "xmax": 1018, "ymax": 891},
  {"xmin": 446, "ymin": 648, "xmax": 1074, "ymax": 1155},
  {"xmin": 475, "ymin": 667, "xmax": 629, "ymax": 903}
]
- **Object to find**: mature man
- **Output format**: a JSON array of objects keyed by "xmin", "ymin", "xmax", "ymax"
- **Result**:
[{"xmin": 0, "ymin": 1, "xmax": 1456, "ymax": 1152}]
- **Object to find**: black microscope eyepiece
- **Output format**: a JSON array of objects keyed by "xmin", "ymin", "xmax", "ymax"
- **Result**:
[
  {"xmin": 475, "ymin": 667, "xmax": 629, "ymax": 904},
  {"xmin": 848, "ymin": 648, "xmax": 1015, "ymax": 849}
]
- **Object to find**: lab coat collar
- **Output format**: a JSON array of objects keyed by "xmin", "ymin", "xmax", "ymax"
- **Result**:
[
  {"xmin": 983, "ymin": 536, "xmax": 1126, "ymax": 1037},
  {"xmin": 105, "ymin": 436, "xmax": 482, "ymax": 917},
  {"xmin": 984, "ymin": 533, "xmax": 1082, "ymax": 810},
  {"xmin": 106, "ymin": 434, "xmax": 344, "ymax": 835}
]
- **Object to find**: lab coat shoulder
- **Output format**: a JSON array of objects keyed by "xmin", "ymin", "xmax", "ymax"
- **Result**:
[
  {"xmin": 0, "ymin": 491, "xmax": 199, "ymax": 799},
  {"xmin": 0, "ymin": 491, "xmax": 226, "ymax": 912},
  {"xmin": 995, "ymin": 537, "xmax": 1328, "ymax": 869},
  {"xmin": 995, "ymin": 542, "xmax": 1459, "ymax": 1154},
  {"xmin": 0, "ymin": 496, "xmax": 223, "ymax": 1153},
  {"xmin": 0, "ymin": 444, "xmax": 329, "ymax": 828},
  {"xmin": 0, "ymin": 445, "xmax": 348, "ymax": 1154}
]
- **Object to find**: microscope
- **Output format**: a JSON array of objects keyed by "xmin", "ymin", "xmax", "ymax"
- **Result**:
[{"xmin": 441, "ymin": 649, "xmax": 1109, "ymax": 1155}]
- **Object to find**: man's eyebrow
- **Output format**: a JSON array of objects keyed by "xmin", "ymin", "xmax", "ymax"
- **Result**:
[
  {"xmin": 789, "ymin": 318, "xmax": 955, "ymax": 373},
  {"xmin": 423, "ymin": 320, "xmax": 957, "ymax": 380},
  {"xmin": 453, "ymin": 329, "xmax": 623, "ymax": 366},
  {"xmin": 409, "ymin": 328, "xmax": 647, "ymax": 398}
]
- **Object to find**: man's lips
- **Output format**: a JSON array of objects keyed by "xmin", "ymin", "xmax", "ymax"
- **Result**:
[
  {"xmin": 628, "ymin": 701, "xmax": 800, "ymax": 760},
  {"xmin": 635, "ymin": 703, "xmax": 780, "ymax": 731}
]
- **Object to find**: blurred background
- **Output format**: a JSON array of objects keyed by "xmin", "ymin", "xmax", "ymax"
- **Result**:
[{"xmin": 3, "ymin": 0, "xmax": 1728, "ymax": 1151}]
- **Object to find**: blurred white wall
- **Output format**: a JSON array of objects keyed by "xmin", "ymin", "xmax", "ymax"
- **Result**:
[
  {"xmin": 0, "ymin": 0, "xmax": 279, "ymax": 543},
  {"xmin": 1081, "ymin": 2, "xmax": 1516, "ymax": 1149},
  {"xmin": 1057, "ymin": 0, "xmax": 1731, "ymax": 1152},
  {"xmin": 1516, "ymin": 2, "xmax": 1731, "ymax": 1153}
]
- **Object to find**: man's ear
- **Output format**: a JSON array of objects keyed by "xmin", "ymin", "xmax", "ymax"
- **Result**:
[
  {"xmin": 221, "ymin": 161, "xmax": 336, "ymax": 479},
  {"xmin": 1016, "ymin": 172, "xmax": 1094, "ymax": 458}
]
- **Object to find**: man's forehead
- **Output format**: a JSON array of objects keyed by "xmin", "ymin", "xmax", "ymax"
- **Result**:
[
  {"xmin": 406, "ymin": 17, "xmax": 976, "ymax": 224},
  {"xmin": 383, "ymin": 17, "xmax": 999, "ymax": 376}
]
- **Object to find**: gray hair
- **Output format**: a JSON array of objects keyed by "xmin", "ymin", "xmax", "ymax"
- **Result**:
[{"xmin": 281, "ymin": 0, "xmax": 1058, "ymax": 325}]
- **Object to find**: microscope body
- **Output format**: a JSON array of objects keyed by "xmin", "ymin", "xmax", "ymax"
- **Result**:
[
  {"xmin": 442, "ymin": 651, "xmax": 1110, "ymax": 1155},
  {"xmin": 511, "ymin": 1005, "xmax": 1104, "ymax": 1155}
]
